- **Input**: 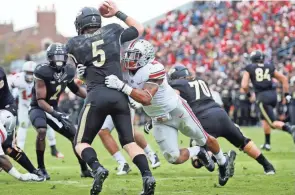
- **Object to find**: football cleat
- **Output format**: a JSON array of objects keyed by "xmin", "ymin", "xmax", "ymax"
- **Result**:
[
  {"xmin": 260, "ymin": 144, "xmax": 271, "ymax": 151},
  {"xmin": 140, "ymin": 175, "xmax": 156, "ymax": 195},
  {"xmin": 51, "ymin": 150, "xmax": 64, "ymax": 159},
  {"xmin": 116, "ymin": 163, "xmax": 131, "ymax": 175},
  {"xmin": 81, "ymin": 169, "xmax": 94, "ymax": 178},
  {"xmin": 197, "ymin": 147, "xmax": 215, "ymax": 172},
  {"xmin": 38, "ymin": 168, "xmax": 50, "ymax": 180},
  {"xmin": 32, "ymin": 169, "xmax": 46, "ymax": 182},
  {"xmin": 264, "ymin": 164, "xmax": 276, "ymax": 175},
  {"xmin": 218, "ymin": 150, "xmax": 236, "ymax": 186},
  {"xmin": 148, "ymin": 153, "xmax": 161, "ymax": 169},
  {"xmin": 90, "ymin": 166, "xmax": 109, "ymax": 195}
]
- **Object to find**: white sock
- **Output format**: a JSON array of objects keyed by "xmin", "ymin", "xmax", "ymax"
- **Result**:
[
  {"xmin": 213, "ymin": 150, "xmax": 226, "ymax": 166},
  {"xmin": 113, "ymin": 151, "xmax": 127, "ymax": 165},
  {"xmin": 46, "ymin": 127, "xmax": 56, "ymax": 146},
  {"xmin": 8, "ymin": 167, "xmax": 21, "ymax": 179},
  {"xmin": 187, "ymin": 146, "xmax": 201, "ymax": 158},
  {"xmin": 16, "ymin": 127, "xmax": 27, "ymax": 150},
  {"xmin": 143, "ymin": 144, "xmax": 154, "ymax": 155}
]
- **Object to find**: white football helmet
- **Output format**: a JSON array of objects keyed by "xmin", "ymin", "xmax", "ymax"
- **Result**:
[
  {"xmin": 0, "ymin": 122, "xmax": 7, "ymax": 143},
  {"xmin": 123, "ymin": 39, "xmax": 155, "ymax": 70},
  {"xmin": 22, "ymin": 61, "xmax": 37, "ymax": 83},
  {"xmin": 0, "ymin": 110, "xmax": 16, "ymax": 136}
]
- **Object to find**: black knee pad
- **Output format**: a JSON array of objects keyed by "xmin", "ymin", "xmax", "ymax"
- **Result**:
[
  {"xmin": 32, "ymin": 117, "xmax": 47, "ymax": 130},
  {"xmin": 240, "ymin": 138, "xmax": 251, "ymax": 150}
]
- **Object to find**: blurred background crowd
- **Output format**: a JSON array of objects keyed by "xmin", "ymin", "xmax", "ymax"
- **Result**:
[{"xmin": 3, "ymin": 1, "xmax": 295, "ymax": 127}]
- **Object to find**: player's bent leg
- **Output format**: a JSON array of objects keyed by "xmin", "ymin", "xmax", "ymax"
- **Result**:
[{"xmin": 134, "ymin": 129, "xmax": 160, "ymax": 169}]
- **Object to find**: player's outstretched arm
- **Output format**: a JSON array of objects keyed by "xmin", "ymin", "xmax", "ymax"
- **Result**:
[{"xmin": 67, "ymin": 79, "xmax": 87, "ymax": 99}]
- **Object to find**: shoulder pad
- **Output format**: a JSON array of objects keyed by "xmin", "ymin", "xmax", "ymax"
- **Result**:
[
  {"xmin": 147, "ymin": 61, "xmax": 166, "ymax": 80},
  {"xmin": 34, "ymin": 64, "xmax": 53, "ymax": 81}
]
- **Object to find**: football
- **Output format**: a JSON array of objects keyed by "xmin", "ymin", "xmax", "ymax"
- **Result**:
[{"xmin": 99, "ymin": 3, "xmax": 109, "ymax": 15}]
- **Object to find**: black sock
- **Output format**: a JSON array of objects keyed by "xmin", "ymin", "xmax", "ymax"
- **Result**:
[
  {"xmin": 72, "ymin": 143, "xmax": 88, "ymax": 171},
  {"xmin": 133, "ymin": 154, "xmax": 152, "ymax": 177},
  {"xmin": 256, "ymin": 154, "xmax": 271, "ymax": 167},
  {"xmin": 265, "ymin": 134, "xmax": 270, "ymax": 145},
  {"xmin": 81, "ymin": 147, "xmax": 101, "ymax": 171},
  {"xmin": 282, "ymin": 125, "xmax": 292, "ymax": 134},
  {"xmin": 50, "ymin": 145, "xmax": 57, "ymax": 154},
  {"xmin": 36, "ymin": 150, "xmax": 45, "ymax": 169},
  {"xmin": 8, "ymin": 148, "xmax": 36, "ymax": 173}
]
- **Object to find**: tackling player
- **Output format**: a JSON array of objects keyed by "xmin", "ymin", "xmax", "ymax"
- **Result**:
[
  {"xmin": 0, "ymin": 66, "xmax": 45, "ymax": 178},
  {"xmin": 8, "ymin": 61, "xmax": 64, "ymax": 158},
  {"xmin": 167, "ymin": 65, "xmax": 275, "ymax": 175},
  {"xmin": 241, "ymin": 51, "xmax": 295, "ymax": 150},
  {"xmin": 67, "ymin": 2, "xmax": 155, "ymax": 194},
  {"xmin": 0, "ymin": 119, "xmax": 44, "ymax": 182},
  {"xmin": 105, "ymin": 39, "xmax": 236, "ymax": 187},
  {"xmin": 30, "ymin": 43, "xmax": 91, "ymax": 180}
]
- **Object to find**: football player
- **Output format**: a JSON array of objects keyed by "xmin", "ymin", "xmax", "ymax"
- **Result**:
[
  {"xmin": 67, "ymin": 2, "xmax": 156, "ymax": 194},
  {"xmin": 241, "ymin": 50, "xmax": 295, "ymax": 150},
  {"xmin": 105, "ymin": 39, "xmax": 236, "ymax": 187},
  {"xmin": 29, "ymin": 43, "xmax": 91, "ymax": 180},
  {"xmin": 0, "ymin": 119, "xmax": 44, "ymax": 182},
  {"xmin": 167, "ymin": 65, "xmax": 275, "ymax": 175},
  {"xmin": 0, "ymin": 66, "xmax": 45, "ymax": 178},
  {"xmin": 8, "ymin": 61, "xmax": 64, "ymax": 158}
]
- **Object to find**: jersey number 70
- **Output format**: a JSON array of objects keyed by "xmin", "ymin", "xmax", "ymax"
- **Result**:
[
  {"xmin": 92, "ymin": 40, "xmax": 106, "ymax": 67},
  {"xmin": 189, "ymin": 80, "xmax": 211, "ymax": 100}
]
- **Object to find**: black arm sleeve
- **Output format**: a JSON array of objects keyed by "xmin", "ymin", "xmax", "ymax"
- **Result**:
[
  {"xmin": 67, "ymin": 80, "xmax": 79, "ymax": 94},
  {"xmin": 120, "ymin": 26, "xmax": 139, "ymax": 44}
]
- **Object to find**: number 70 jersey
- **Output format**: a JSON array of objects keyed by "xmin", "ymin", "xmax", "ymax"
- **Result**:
[{"xmin": 66, "ymin": 23, "xmax": 124, "ymax": 92}]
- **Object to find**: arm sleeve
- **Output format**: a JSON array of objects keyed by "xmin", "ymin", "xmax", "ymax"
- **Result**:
[
  {"xmin": 67, "ymin": 79, "xmax": 79, "ymax": 94},
  {"xmin": 120, "ymin": 26, "xmax": 139, "ymax": 44}
]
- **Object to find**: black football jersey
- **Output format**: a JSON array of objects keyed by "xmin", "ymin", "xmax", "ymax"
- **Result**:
[
  {"xmin": 31, "ymin": 63, "xmax": 76, "ymax": 107},
  {"xmin": 0, "ymin": 67, "xmax": 14, "ymax": 109},
  {"xmin": 169, "ymin": 78, "xmax": 219, "ymax": 114},
  {"xmin": 66, "ymin": 23, "xmax": 124, "ymax": 92},
  {"xmin": 245, "ymin": 62, "xmax": 275, "ymax": 93}
]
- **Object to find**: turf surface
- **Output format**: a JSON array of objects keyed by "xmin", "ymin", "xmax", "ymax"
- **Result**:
[{"xmin": 0, "ymin": 127, "xmax": 294, "ymax": 195}]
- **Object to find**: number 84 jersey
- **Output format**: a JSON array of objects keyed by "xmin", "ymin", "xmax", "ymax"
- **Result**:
[{"xmin": 30, "ymin": 63, "xmax": 76, "ymax": 108}]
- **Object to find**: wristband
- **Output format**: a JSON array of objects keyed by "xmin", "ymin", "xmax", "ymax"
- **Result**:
[
  {"xmin": 121, "ymin": 84, "xmax": 133, "ymax": 95},
  {"xmin": 8, "ymin": 167, "xmax": 21, "ymax": 179},
  {"xmin": 115, "ymin": 11, "xmax": 128, "ymax": 22}
]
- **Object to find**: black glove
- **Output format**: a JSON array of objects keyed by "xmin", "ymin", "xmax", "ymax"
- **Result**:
[
  {"xmin": 144, "ymin": 120, "xmax": 153, "ymax": 134},
  {"xmin": 51, "ymin": 110, "xmax": 72, "ymax": 130}
]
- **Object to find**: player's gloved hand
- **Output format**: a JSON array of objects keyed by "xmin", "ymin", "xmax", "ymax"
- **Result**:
[
  {"xmin": 285, "ymin": 93, "xmax": 292, "ymax": 103},
  {"xmin": 129, "ymin": 97, "xmax": 142, "ymax": 109},
  {"xmin": 144, "ymin": 121, "xmax": 153, "ymax": 134},
  {"xmin": 51, "ymin": 110, "xmax": 72, "ymax": 130},
  {"xmin": 76, "ymin": 64, "xmax": 86, "ymax": 79},
  {"xmin": 105, "ymin": 75, "xmax": 133, "ymax": 95}
]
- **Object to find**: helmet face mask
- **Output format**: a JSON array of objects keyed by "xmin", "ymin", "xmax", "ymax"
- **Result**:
[
  {"xmin": 22, "ymin": 61, "xmax": 37, "ymax": 83},
  {"xmin": 24, "ymin": 71, "xmax": 34, "ymax": 83},
  {"xmin": 47, "ymin": 43, "xmax": 68, "ymax": 71},
  {"xmin": 123, "ymin": 40, "xmax": 155, "ymax": 70}
]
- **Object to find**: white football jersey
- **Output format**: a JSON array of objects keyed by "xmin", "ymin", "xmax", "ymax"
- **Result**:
[
  {"xmin": 9, "ymin": 72, "xmax": 34, "ymax": 107},
  {"xmin": 125, "ymin": 61, "xmax": 179, "ymax": 117}
]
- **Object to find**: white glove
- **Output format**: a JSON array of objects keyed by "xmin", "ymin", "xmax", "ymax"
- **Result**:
[
  {"xmin": 285, "ymin": 94, "xmax": 292, "ymax": 103},
  {"xmin": 19, "ymin": 173, "xmax": 44, "ymax": 182},
  {"xmin": 129, "ymin": 97, "xmax": 142, "ymax": 109},
  {"xmin": 77, "ymin": 64, "xmax": 86, "ymax": 79},
  {"xmin": 105, "ymin": 75, "xmax": 124, "ymax": 90}
]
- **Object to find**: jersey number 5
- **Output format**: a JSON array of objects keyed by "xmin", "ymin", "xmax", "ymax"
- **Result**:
[
  {"xmin": 255, "ymin": 68, "xmax": 271, "ymax": 82},
  {"xmin": 92, "ymin": 40, "xmax": 106, "ymax": 67},
  {"xmin": 189, "ymin": 80, "xmax": 211, "ymax": 100}
]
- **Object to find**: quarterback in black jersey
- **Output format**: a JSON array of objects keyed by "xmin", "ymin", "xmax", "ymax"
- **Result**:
[
  {"xmin": 29, "ymin": 43, "xmax": 91, "ymax": 180},
  {"xmin": 67, "ymin": 2, "xmax": 155, "ymax": 195},
  {"xmin": 0, "ymin": 67, "xmax": 45, "ymax": 180},
  {"xmin": 241, "ymin": 50, "xmax": 295, "ymax": 150},
  {"xmin": 168, "ymin": 65, "xmax": 275, "ymax": 175}
]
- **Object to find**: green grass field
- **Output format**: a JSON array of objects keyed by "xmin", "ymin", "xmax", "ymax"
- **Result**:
[{"xmin": 0, "ymin": 127, "xmax": 294, "ymax": 195}]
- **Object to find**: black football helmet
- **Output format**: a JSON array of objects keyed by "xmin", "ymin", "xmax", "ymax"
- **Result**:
[
  {"xmin": 168, "ymin": 65, "xmax": 191, "ymax": 80},
  {"xmin": 250, "ymin": 50, "xmax": 264, "ymax": 63},
  {"xmin": 75, "ymin": 7, "xmax": 101, "ymax": 35},
  {"xmin": 46, "ymin": 43, "xmax": 68, "ymax": 71}
]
